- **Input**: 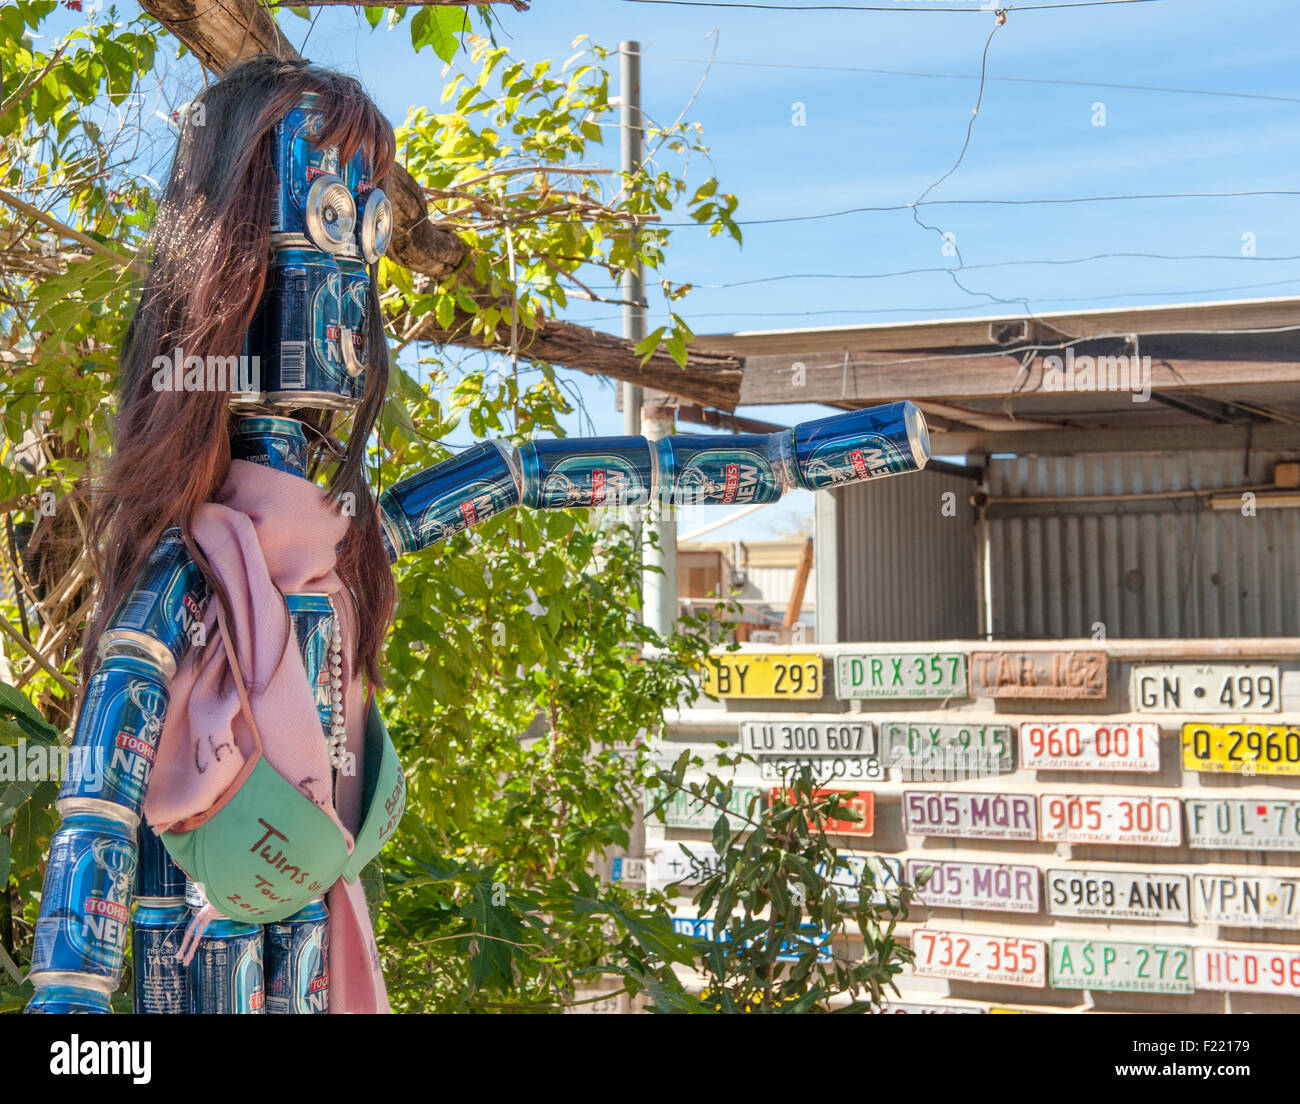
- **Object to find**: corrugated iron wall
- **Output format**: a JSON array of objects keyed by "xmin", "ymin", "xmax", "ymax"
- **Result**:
[
  {"xmin": 817, "ymin": 464, "xmax": 978, "ymax": 642},
  {"xmin": 987, "ymin": 450, "xmax": 1300, "ymax": 639}
]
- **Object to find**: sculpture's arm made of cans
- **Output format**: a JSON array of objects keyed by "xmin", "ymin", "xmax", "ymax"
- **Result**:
[
  {"xmin": 26, "ymin": 531, "xmax": 210, "ymax": 1013},
  {"xmin": 378, "ymin": 400, "xmax": 930, "ymax": 559}
]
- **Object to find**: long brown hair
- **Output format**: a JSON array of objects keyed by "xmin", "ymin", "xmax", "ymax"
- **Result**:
[{"xmin": 82, "ymin": 55, "xmax": 397, "ymax": 688}]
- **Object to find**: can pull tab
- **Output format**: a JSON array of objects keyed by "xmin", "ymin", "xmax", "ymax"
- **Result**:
[{"xmin": 338, "ymin": 327, "xmax": 365, "ymax": 377}]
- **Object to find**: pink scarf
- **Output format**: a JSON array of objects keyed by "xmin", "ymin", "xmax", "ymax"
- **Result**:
[{"xmin": 144, "ymin": 459, "xmax": 390, "ymax": 1014}]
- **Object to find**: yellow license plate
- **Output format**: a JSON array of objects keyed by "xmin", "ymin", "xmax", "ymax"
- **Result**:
[
  {"xmin": 1183, "ymin": 722, "xmax": 1300, "ymax": 776},
  {"xmin": 699, "ymin": 654, "xmax": 824, "ymax": 699}
]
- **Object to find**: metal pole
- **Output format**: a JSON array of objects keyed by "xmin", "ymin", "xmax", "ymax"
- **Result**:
[{"xmin": 619, "ymin": 41, "xmax": 644, "ymax": 436}]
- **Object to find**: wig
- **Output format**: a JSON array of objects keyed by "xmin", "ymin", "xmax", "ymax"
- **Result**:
[{"xmin": 82, "ymin": 55, "xmax": 398, "ymax": 688}]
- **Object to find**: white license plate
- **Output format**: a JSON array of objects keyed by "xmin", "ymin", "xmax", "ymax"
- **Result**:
[
  {"xmin": 1195, "ymin": 944, "xmax": 1300, "ymax": 994},
  {"xmin": 818, "ymin": 854, "xmax": 903, "ymax": 906},
  {"xmin": 881, "ymin": 720, "xmax": 1014, "ymax": 778},
  {"xmin": 911, "ymin": 928, "xmax": 1046, "ymax": 987},
  {"xmin": 1038, "ymin": 793, "xmax": 1181, "ymax": 846},
  {"xmin": 671, "ymin": 915, "xmax": 832, "ymax": 962},
  {"xmin": 903, "ymin": 790, "xmax": 1038, "ymax": 840},
  {"xmin": 740, "ymin": 720, "xmax": 875, "ymax": 757},
  {"xmin": 1019, "ymin": 721, "xmax": 1160, "ymax": 772},
  {"xmin": 758, "ymin": 756, "xmax": 883, "ymax": 783},
  {"xmin": 1130, "ymin": 663, "xmax": 1281, "ymax": 713},
  {"xmin": 907, "ymin": 859, "xmax": 1040, "ymax": 913},
  {"xmin": 871, "ymin": 1002, "xmax": 986, "ymax": 1014},
  {"xmin": 1192, "ymin": 873, "xmax": 1300, "ymax": 928},
  {"xmin": 609, "ymin": 856, "xmax": 646, "ymax": 885},
  {"xmin": 644, "ymin": 785, "xmax": 763, "ymax": 829},
  {"xmin": 1185, "ymin": 798, "xmax": 1300, "ymax": 851},
  {"xmin": 1045, "ymin": 867, "xmax": 1190, "ymax": 922},
  {"xmin": 648, "ymin": 844, "xmax": 723, "ymax": 887},
  {"xmin": 1050, "ymin": 939, "xmax": 1193, "ymax": 994},
  {"xmin": 835, "ymin": 652, "xmax": 967, "ymax": 700}
]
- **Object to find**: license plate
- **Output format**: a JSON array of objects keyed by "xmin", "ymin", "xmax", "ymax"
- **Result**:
[
  {"xmin": 1195, "ymin": 943, "xmax": 1300, "ymax": 994},
  {"xmin": 609, "ymin": 856, "xmax": 646, "ymax": 885},
  {"xmin": 648, "ymin": 844, "xmax": 723, "ymax": 887},
  {"xmin": 698, "ymin": 653, "xmax": 823, "ymax": 699},
  {"xmin": 871, "ymin": 1002, "xmax": 986, "ymax": 1014},
  {"xmin": 1038, "ymin": 793, "xmax": 1181, "ymax": 846},
  {"xmin": 1019, "ymin": 721, "xmax": 1160, "ymax": 772},
  {"xmin": 1050, "ymin": 939, "xmax": 1193, "ymax": 994},
  {"xmin": 970, "ymin": 650, "xmax": 1107, "ymax": 700},
  {"xmin": 818, "ymin": 854, "xmax": 902, "ymax": 905},
  {"xmin": 767, "ymin": 787, "xmax": 875, "ymax": 835},
  {"xmin": 881, "ymin": 720, "xmax": 1014, "ymax": 779},
  {"xmin": 1130, "ymin": 663, "xmax": 1280, "ymax": 714},
  {"xmin": 644, "ymin": 784, "xmax": 764, "ymax": 830},
  {"xmin": 912, "ymin": 928, "xmax": 1046, "ymax": 987},
  {"xmin": 1192, "ymin": 873, "xmax": 1300, "ymax": 928},
  {"xmin": 903, "ymin": 790, "xmax": 1038, "ymax": 840},
  {"xmin": 758, "ymin": 756, "xmax": 883, "ymax": 784},
  {"xmin": 834, "ymin": 652, "xmax": 967, "ymax": 700},
  {"xmin": 1045, "ymin": 867, "xmax": 1190, "ymax": 922},
  {"xmin": 1182, "ymin": 722, "xmax": 1300, "ymax": 777},
  {"xmin": 1185, "ymin": 798, "xmax": 1300, "ymax": 851},
  {"xmin": 741, "ymin": 719, "xmax": 875, "ymax": 757},
  {"xmin": 907, "ymin": 859, "xmax": 1040, "ymax": 913},
  {"xmin": 671, "ymin": 915, "xmax": 832, "ymax": 962}
]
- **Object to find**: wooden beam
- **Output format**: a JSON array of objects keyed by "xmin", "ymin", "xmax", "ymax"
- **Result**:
[
  {"xmin": 929, "ymin": 422, "xmax": 1300, "ymax": 457},
  {"xmin": 137, "ymin": 0, "xmax": 743, "ymax": 409},
  {"xmin": 783, "ymin": 537, "xmax": 813, "ymax": 629}
]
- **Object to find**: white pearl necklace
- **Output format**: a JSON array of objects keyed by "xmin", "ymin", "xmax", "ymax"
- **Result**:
[{"xmin": 327, "ymin": 595, "xmax": 347, "ymax": 769}]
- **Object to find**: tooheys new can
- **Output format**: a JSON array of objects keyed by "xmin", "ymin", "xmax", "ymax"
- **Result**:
[
  {"xmin": 231, "ymin": 415, "xmax": 309, "ymax": 476},
  {"xmin": 189, "ymin": 918, "xmax": 265, "ymax": 1014},
  {"xmin": 133, "ymin": 902, "xmax": 190, "ymax": 1014},
  {"xmin": 792, "ymin": 400, "xmax": 931, "ymax": 490},
  {"xmin": 378, "ymin": 440, "xmax": 522, "ymax": 557},
  {"xmin": 518, "ymin": 437, "xmax": 654, "ymax": 509},
  {"xmin": 270, "ymin": 97, "xmax": 343, "ymax": 239},
  {"xmin": 99, "ymin": 527, "xmax": 208, "ymax": 678},
  {"xmin": 285, "ymin": 593, "xmax": 334, "ymax": 735},
  {"xmin": 266, "ymin": 899, "xmax": 330, "ymax": 1015},
  {"xmin": 25, "ymin": 984, "xmax": 112, "ymax": 1014},
  {"xmin": 248, "ymin": 247, "xmax": 364, "ymax": 410},
  {"xmin": 135, "ymin": 820, "xmax": 187, "ymax": 902},
  {"xmin": 58, "ymin": 655, "xmax": 169, "ymax": 823},
  {"xmin": 655, "ymin": 432, "xmax": 788, "ymax": 506},
  {"xmin": 30, "ymin": 812, "xmax": 138, "ymax": 989}
]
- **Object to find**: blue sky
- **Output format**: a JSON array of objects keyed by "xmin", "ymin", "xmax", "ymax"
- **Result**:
[{"xmin": 52, "ymin": 1, "xmax": 1300, "ymax": 539}]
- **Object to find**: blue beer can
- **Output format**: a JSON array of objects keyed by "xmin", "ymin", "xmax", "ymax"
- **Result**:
[
  {"xmin": 792, "ymin": 400, "xmax": 930, "ymax": 490},
  {"xmin": 30, "ymin": 812, "xmax": 138, "ymax": 987},
  {"xmin": 265, "ymin": 898, "xmax": 330, "ymax": 1015},
  {"xmin": 231, "ymin": 415, "xmax": 309, "ymax": 477},
  {"xmin": 58, "ymin": 655, "xmax": 169, "ymax": 822},
  {"xmin": 379, "ymin": 440, "xmax": 522, "ymax": 557},
  {"xmin": 249, "ymin": 247, "xmax": 365, "ymax": 410},
  {"xmin": 26, "ymin": 983, "xmax": 112, "ymax": 1014},
  {"xmin": 271, "ymin": 97, "xmax": 354, "ymax": 252},
  {"xmin": 656, "ymin": 433, "xmax": 787, "ymax": 506},
  {"xmin": 285, "ymin": 593, "xmax": 335, "ymax": 735},
  {"xmin": 189, "ymin": 918, "xmax": 266, "ymax": 1014},
  {"xmin": 519, "ymin": 437, "xmax": 654, "ymax": 509},
  {"xmin": 134, "ymin": 820, "xmax": 188, "ymax": 902},
  {"xmin": 99, "ymin": 527, "xmax": 208, "ymax": 678},
  {"xmin": 132, "ymin": 901, "xmax": 190, "ymax": 1014}
]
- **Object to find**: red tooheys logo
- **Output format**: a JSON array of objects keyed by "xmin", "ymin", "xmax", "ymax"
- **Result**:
[
  {"xmin": 305, "ymin": 165, "xmax": 328, "ymax": 181},
  {"xmin": 459, "ymin": 500, "xmax": 479, "ymax": 526},
  {"xmin": 250, "ymin": 991, "xmax": 265, "ymax": 1010},
  {"xmin": 84, "ymin": 897, "xmax": 129, "ymax": 924},
  {"xmin": 849, "ymin": 449, "xmax": 870, "ymax": 478},
  {"xmin": 116, "ymin": 732, "xmax": 156, "ymax": 763},
  {"xmin": 309, "ymin": 975, "xmax": 329, "ymax": 993},
  {"xmin": 591, "ymin": 470, "xmax": 607, "ymax": 506},
  {"xmin": 722, "ymin": 463, "xmax": 740, "ymax": 504}
]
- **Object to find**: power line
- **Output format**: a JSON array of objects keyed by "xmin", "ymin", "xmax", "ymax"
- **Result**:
[
  {"xmin": 631, "ymin": 50, "xmax": 1300, "ymax": 105},
  {"xmin": 620, "ymin": 0, "xmax": 1162, "ymax": 10}
]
